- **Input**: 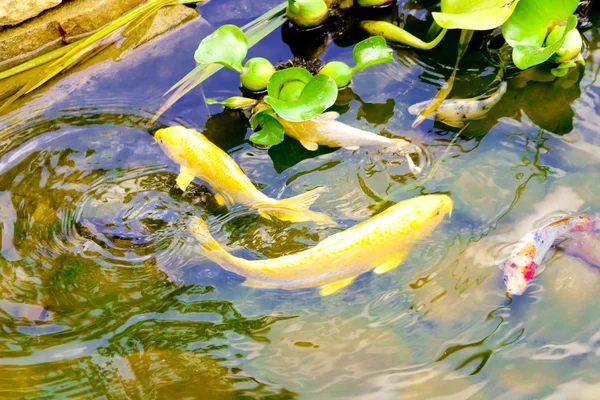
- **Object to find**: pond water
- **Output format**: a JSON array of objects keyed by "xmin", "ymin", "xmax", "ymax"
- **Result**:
[{"xmin": 1, "ymin": 1, "xmax": 600, "ymax": 398}]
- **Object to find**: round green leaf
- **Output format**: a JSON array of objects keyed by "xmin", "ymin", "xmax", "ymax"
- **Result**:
[
  {"xmin": 267, "ymin": 67, "xmax": 313, "ymax": 99},
  {"xmin": 264, "ymin": 74, "xmax": 338, "ymax": 122},
  {"xmin": 511, "ymin": 14, "xmax": 578, "ymax": 70},
  {"xmin": 502, "ymin": 0, "xmax": 579, "ymax": 48},
  {"xmin": 433, "ymin": 0, "xmax": 520, "ymax": 30},
  {"xmin": 194, "ymin": 25, "xmax": 248, "ymax": 73},
  {"xmin": 352, "ymin": 36, "xmax": 394, "ymax": 72}
]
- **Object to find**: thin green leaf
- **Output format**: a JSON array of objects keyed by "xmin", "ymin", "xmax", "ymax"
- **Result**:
[
  {"xmin": 360, "ymin": 21, "xmax": 448, "ymax": 50},
  {"xmin": 152, "ymin": 2, "xmax": 287, "ymax": 123},
  {"xmin": 352, "ymin": 36, "xmax": 394, "ymax": 72},
  {"xmin": 512, "ymin": 15, "xmax": 578, "ymax": 70},
  {"xmin": 433, "ymin": 0, "xmax": 520, "ymax": 30},
  {"xmin": 412, "ymin": 29, "xmax": 473, "ymax": 127},
  {"xmin": 0, "ymin": 0, "xmax": 199, "ymax": 113},
  {"xmin": 264, "ymin": 74, "xmax": 338, "ymax": 122},
  {"xmin": 193, "ymin": 25, "xmax": 248, "ymax": 72}
]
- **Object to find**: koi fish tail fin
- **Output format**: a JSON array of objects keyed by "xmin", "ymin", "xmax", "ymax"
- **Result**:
[
  {"xmin": 391, "ymin": 139, "xmax": 424, "ymax": 174},
  {"xmin": 257, "ymin": 187, "xmax": 335, "ymax": 225},
  {"xmin": 189, "ymin": 217, "xmax": 230, "ymax": 264}
]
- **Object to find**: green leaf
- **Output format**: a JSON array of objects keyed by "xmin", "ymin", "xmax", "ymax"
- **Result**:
[
  {"xmin": 193, "ymin": 24, "xmax": 248, "ymax": 73},
  {"xmin": 511, "ymin": 14, "xmax": 578, "ymax": 70},
  {"xmin": 205, "ymin": 96, "xmax": 258, "ymax": 109},
  {"xmin": 264, "ymin": 74, "xmax": 338, "ymax": 122},
  {"xmin": 360, "ymin": 21, "xmax": 447, "ymax": 50},
  {"xmin": 352, "ymin": 36, "xmax": 394, "ymax": 72},
  {"xmin": 433, "ymin": 0, "xmax": 520, "ymax": 30},
  {"xmin": 249, "ymin": 111, "xmax": 285, "ymax": 145},
  {"xmin": 266, "ymin": 67, "xmax": 313, "ymax": 98},
  {"xmin": 502, "ymin": 0, "xmax": 578, "ymax": 47}
]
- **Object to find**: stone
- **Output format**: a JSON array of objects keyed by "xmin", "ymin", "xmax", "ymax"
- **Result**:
[
  {"xmin": 0, "ymin": 0, "xmax": 146, "ymax": 71},
  {"xmin": 0, "ymin": 0, "xmax": 62, "ymax": 27}
]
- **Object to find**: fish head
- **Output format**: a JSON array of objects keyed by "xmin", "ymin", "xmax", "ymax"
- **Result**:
[
  {"xmin": 155, "ymin": 126, "xmax": 201, "ymax": 164},
  {"xmin": 405, "ymin": 194, "xmax": 453, "ymax": 235}
]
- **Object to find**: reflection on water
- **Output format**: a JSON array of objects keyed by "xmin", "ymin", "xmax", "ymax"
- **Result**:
[{"xmin": 0, "ymin": 0, "xmax": 600, "ymax": 398}]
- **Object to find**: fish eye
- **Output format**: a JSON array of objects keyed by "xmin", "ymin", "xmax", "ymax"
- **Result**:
[
  {"xmin": 504, "ymin": 275, "xmax": 508, "ymax": 282},
  {"xmin": 435, "ymin": 210, "xmax": 440, "ymax": 216}
]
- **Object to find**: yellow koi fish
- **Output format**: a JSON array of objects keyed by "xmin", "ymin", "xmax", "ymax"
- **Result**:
[
  {"xmin": 155, "ymin": 126, "xmax": 333, "ymax": 224},
  {"xmin": 276, "ymin": 112, "xmax": 423, "ymax": 173},
  {"xmin": 191, "ymin": 194, "xmax": 453, "ymax": 295}
]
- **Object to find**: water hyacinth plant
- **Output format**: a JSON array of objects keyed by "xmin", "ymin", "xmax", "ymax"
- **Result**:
[{"xmin": 168, "ymin": 23, "xmax": 394, "ymax": 145}]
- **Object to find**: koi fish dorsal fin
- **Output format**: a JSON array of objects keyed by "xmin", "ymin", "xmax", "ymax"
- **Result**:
[
  {"xmin": 315, "ymin": 111, "xmax": 340, "ymax": 120},
  {"xmin": 319, "ymin": 277, "xmax": 355, "ymax": 296},
  {"xmin": 300, "ymin": 140, "xmax": 319, "ymax": 151},
  {"xmin": 373, "ymin": 253, "xmax": 407, "ymax": 274},
  {"xmin": 176, "ymin": 166, "xmax": 195, "ymax": 191}
]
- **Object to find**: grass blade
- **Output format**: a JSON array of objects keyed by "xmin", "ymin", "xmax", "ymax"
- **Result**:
[
  {"xmin": 0, "ymin": 0, "xmax": 201, "ymax": 113},
  {"xmin": 151, "ymin": 2, "xmax": 287, "ymax": 124},
  {"xmin": 412, "ymin": 29, "xmax": 473, "ymax": 128}
]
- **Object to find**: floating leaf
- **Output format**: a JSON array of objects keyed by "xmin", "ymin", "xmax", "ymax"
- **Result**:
[
  {"xmin": 352, "ymin": 36, "xmax": 394, "ymax": 72},
  {"xmin": 205, "ymin": 97, "xmax": 258, "ymax": 109},
  {"xmin": 265, "ymin": 74, "xmax": 338, "ymax": 122},
  {"xmin": 266, "ymin": 67, "xmax": 313, "ymax": 98},
  {"xmin": 249, "ymin": 111, "xmax": 285, "ymax": 145},
  {"xmin": 501, "ymin": 0, "xmax": 579, "ymax": 69},
  {"xmin": 511, "ymin": 15, "xmax": 578, "ymax": 70},
  {"xmin": 433, "ymin": 0, "xmax": 520, "ymax": 30},
  {"xmin": 194, "ymin": 25, "xmax": 248, "ymax": 72}
]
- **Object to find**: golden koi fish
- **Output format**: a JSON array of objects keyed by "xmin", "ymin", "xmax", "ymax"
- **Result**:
[
  {"xmin": 155, "ymin": 126, "xmax": 333, "ymax": 224},
  {"xmin": 191, "ymin": 194, "xmax": 453, "ymax": 296},
  {"xmin": 408, "ymin": 81, "xmax": 507, "ymax": 128},
  {"xmin": 276, "ymin": 112, "xmax": 423, "ymax": 173}
]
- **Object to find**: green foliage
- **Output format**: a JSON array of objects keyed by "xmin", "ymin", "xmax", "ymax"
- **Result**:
[
  {"xmin": 361, "ymin": 21, "xmax": 448, "ymax": 49},
  {"xmin": 286, "ymin": 0, "xmax": 329, "ymax": 28},
  {"xmin": 194, "ymin": 25, "xmax": 248, "ymax": 73},
  {"xmin": 319, "ymin": 61, "xmax": 353, "ymax": 87},
  {"xmin": 502, "ymin": 0, "xmax": 579, "ymax": 69},
  {"xmin": 205, "ymin": 97, "xmax": 258, "ymax": 109},
  {"xmin": 433, "ymin": 0, "xmax": 520, "ymax": 30},
  {"xmin": 250, "ymin": 109, "xmax": 285, "ymax": 145},
  {"xmin": 240, "ymin": 57, "xmax": 276, "ymax": 91},
  {"xmin": 352, "ymin": 36, "xmax": 394, "ymax": 72},
  {"xmin": 264, "ymin": 72, "xmax": 338, "ymax": 122}
]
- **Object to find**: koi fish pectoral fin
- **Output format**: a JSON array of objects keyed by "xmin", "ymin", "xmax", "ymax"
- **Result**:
[
  {"xmin": 319, "ymin": 277, "xmax": 356, "ymax": 296},
  {"xmin": 373, "ymin": 253, "xmax": 407, "ymax": 274},
  {"xmin": 300, "ymin": 140, "xmax": 319, "ymax": 151},
  {"xmin": 176, "ymin": 167, "xmax": 196, "ymax": 191},
  {"xmin": 242, "ymin": 279, "xmax": 280, "ymax": 289},
  {"xmin": 214, "ymin": 192, "xmax": 234, "ymax": 207}
]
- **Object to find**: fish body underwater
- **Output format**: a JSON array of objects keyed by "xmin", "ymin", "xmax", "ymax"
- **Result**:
[
  {"xmin": 191, "ymin": 194, "xmax": 453, "ymax": 295},
  {"xmin": 276, "ymin": 112, "xmax": 423, "ymax": 172},
  {"xmin": 155, "ymin": 127, "xmax": 333, "ymax": 224},
  {"xmin": 503, "ymin": 214, "xmax": 596, "ymax": 296},
  {"xmin": 408, "ymin": 81, "xmax": 507, "ymax": 128}
]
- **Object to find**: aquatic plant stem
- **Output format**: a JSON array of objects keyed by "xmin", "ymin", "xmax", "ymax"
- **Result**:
[
  {"xmin": 412, "ymin": 29, "xmax": 473, "ymax": 128},
  {"xmin": 360, "ymin": 21, "xmax": 448, "ymax": 50}
]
